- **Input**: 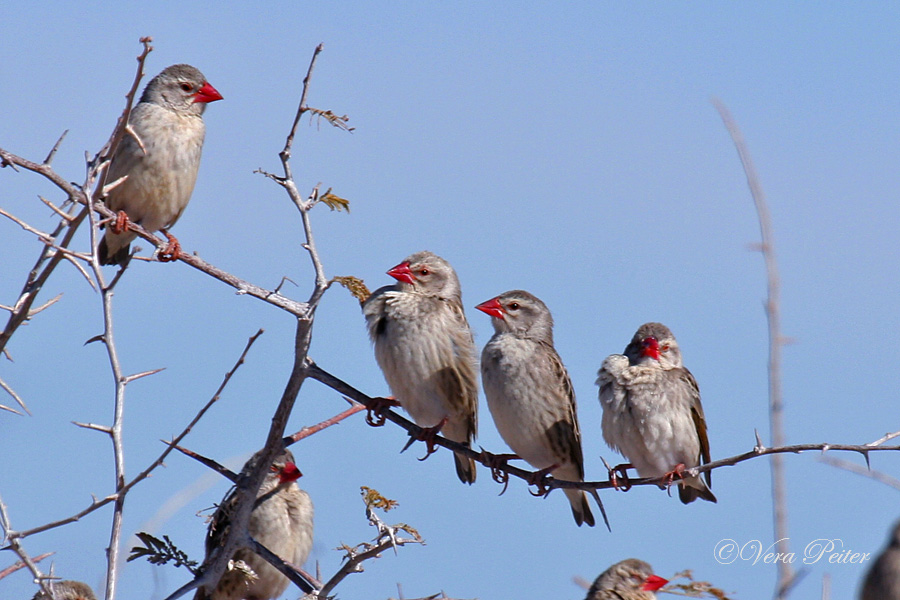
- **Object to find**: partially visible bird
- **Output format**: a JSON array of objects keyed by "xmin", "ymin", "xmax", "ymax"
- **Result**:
[
  {"xmin": 31, "ymin": 581, "xmax": 97, "ymax": 600},
  {"xmin": 195, "ymin": 449, "xmax": 314, "ymax": 600},
  {"xmin": 597, "ymin": 322, "xmax": 716, "ymax": 504},
  {"xmin": 477, "ymin": 290, "xmax": 595, "ymax": 527},
  {"xmin": 585, "ymin": 559, "xmax": 669, "ymax": 600},
  {"xmin": 99, "ymin": 63, "xmax": 222, "ymax": 265},
  {"xmin": 363, "ymin": 251, "xmax": 479, "ymax": 484},
  {"xmin": 860, "ymin": 519, "xmax": 900, "ymax": 600}
]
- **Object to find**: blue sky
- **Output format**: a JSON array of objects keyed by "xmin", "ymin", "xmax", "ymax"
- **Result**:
[{"xmin": 2, "ymin": 3, "xmax": 900, "ymax": 599}]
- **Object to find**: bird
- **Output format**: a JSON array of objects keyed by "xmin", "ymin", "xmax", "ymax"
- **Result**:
[
  {"xmin": 31, "ymin": 581, "xmax": 97, "ymax": 600},
  {"xmin": 860, "ymin": 519, "xmax": 900, "ymax": 600},
  {"xmin": 585, "ymin": 558, "xmax": 669, "ymax": 600},
  {"xmin": 98, "ymin": 63, "xmax": 222, "ymax": 265},
  {"xmin": 477, "ymin": 290, "xmax": 595, "ymax": 527},
  {"xmin": 597, "ymin": 322, "xmax": 716, "ymax": 504},
  {"xmin": 363, "ymin": 251, "xmax": 479, "ymax": 484},
  {"xmin": 195, "ymin": 448, "xmax": 314, "ymax": 600}
]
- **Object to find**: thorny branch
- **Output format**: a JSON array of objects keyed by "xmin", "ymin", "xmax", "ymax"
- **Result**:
[
  {"xmin": 307, "ymin": 360, "xmax": 900, "ymax": 501},
  {"xmin": 312, "ymin": 488, "xmax": 424, "ymax": 599},
  {"xmin": 186, "ymin": 42, "xmax": 347, "ymax": 600},
  {"xmin": 5, "ymin": 329, "xmax": 263, "ymax": 547}
]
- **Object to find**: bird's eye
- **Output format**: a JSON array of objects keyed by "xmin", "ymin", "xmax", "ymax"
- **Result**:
[
  {"xmin": 661, "ymin": 344, "xmax": 670, "ymax": 352},
  {"xmin": 508, "ymin": 302, "xmax": 519, "ymax": 310},
  {"xmin": 418, "ymin": 268, "xmax": 429, "ymax": 276},
  {"xmin": 269, "ymin": 465, "xmax": 278, "ymax": 473},
  {"xmin": 179, "ymin": 82, "xmax": 193, "ymax": 92}
]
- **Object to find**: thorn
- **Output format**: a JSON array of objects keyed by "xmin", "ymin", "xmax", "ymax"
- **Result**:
[
  {"xmin": 589, "ymin": 489, "xmax": 612, "ymax": 532},
  {"xmin": 84, "ymin": 334, "xmax": 106, "ymax": 346},
  {"xmin": 122, "ymin": 367, "xmax": 165, "ymax": 384},
  {"xmin": 754, "ymin": 429, "xmax": 765, "ymax": 451}
]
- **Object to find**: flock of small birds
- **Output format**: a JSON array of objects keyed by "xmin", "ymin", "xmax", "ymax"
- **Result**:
[{"xmin": 28, "ymin": 63, "xmax": 900, "ymax": 600}]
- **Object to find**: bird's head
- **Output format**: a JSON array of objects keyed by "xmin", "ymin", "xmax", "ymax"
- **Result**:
[{"xmin": 387, "ymin": 251, "xmax": 460, "ymax": 299}]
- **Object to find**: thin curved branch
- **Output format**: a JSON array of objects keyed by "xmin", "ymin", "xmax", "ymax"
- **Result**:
[
  {"xmin": 713, "ymin": 98, "xmax": 792, "ymax": 599},
  {"xmin": 306, "ymin": 360, "xmax": 900, "ymax": 497}
]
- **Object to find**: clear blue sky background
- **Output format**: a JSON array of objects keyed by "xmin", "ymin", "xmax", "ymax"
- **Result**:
[{"xmin": 2, "ymin": 3, "xmax": 899, "ymax": 600}]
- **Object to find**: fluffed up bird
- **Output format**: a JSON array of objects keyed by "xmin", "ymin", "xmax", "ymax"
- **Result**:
[
  {"xmin": 363, "ymin": 251, "xmax": 479, "ymax": 484},
  {"xmin": 597, "ymin": 322, "xmax": 716, "ymax": 504},
  {"xmin": 195, "ymin": 448, "xmax": 314, "ymax": 600},
  {"xmin": 585, "ymin": 559, "xmax": 669, "ymax": 600},
  {"xmin": 31, "ymin": 581, "xmax": 97, "ymax": 600},
  {"xmin": 99, "ymin": 64, "xmax": 222, "ymax": 265},
  {"xmin": 477, "ymin": 290, "xmax": 595, "ymax": 527},
  {"xmin": 860, "ymin": 519, "xmax": 900, "ymax": 600}
]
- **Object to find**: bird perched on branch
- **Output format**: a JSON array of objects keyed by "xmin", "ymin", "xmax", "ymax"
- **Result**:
[
  {"xmin": 31, "ymin": 580, "xmax": 97, "ymax": 600},
  {"xmin": 363, "ymin": 251, "xmax": 479, "ymax": 484},
  {"xmin": 861, "ymin": 519, "xmax": 900, "ymax": 600},
  {"xmin": 195, "ymin": 449, "xmax": 313, "ymax": 600},
  {"xmin": 98, "ymin": 63, "xmax": 222, "ymax": 265},
  {"xmin": 477, "ymin": 290, "xmax": 595, "ymax": 527},
  {"xmin": 585, "ymin": 559, "xmax": 668, "ymax": 600},
  {"xmin": 597, "ymin": 322, "xmax": 716, "ymax": 504}
]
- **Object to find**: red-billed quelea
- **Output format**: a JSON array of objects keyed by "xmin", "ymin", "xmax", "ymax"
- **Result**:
[
  {"xmin": 363, "ymin": 251, "xmax": 479, "ymax": 484},
  {"xmin": 585, "ymin": 559, "xmax": 669, "ymax": 600},
  {"xmin": 860, "ymin": 519, "xmax": 900, "ymax": 600},
  {"xmin": 31, "ymin": 581, "xmax": 97, "ymax": 600},
  {"xmin": 597, "ymin": 322, "xmax": 716, "ymax": 504},
  {"xmin": 195, "ymin": 449, "xmax": 313, "ymax": 600},
  {"xmin": 477, "ymin": 290, "xmax": 595, "ymax": 527},
  {"xmin": 98, "ymin": 64, "xmax": 222, "ymax": 265}
]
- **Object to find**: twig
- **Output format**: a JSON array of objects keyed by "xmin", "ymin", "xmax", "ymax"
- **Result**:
[
  {"xmin": 867, "ymin": 430, "xmax": 900, "ymax": 448},
  {"xmin": 286, "ymin": 402, "xmax": 365, "ymax": 444},
  {"xmin": 714, "ymin": 98, "xmax": 793, "ymax": 599},
  {"xmin": 166, "ymin": 444, "xmax": 239, "ymax": 483},
  {"xmin": 249, "ymin": 537, "xmax": 316, "ymax": 594},
  {"xmin": 0, "ymin": 551, "xmax": 53, "ymax": 581},
  {"xmin": 819, "ymin": 456, "xmax": 900, "ymax": 492},
  {"xmin": 0, "ymin": 493, "xmax": 52, "ymax": 597},
  {"xmin": 0, "ymin": 374, "xmax": 28, "ymax": 415},
  {"xmin": 314, "ymin": 491, "xmax": 424, "ymax": 598}
]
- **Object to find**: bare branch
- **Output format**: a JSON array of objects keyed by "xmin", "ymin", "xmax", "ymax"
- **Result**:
[
  {"xmin": 43, "ymin": 130, "xmax": 68, "ymax": 166},
  {"xmin": 867, "ymin": 430, "xmax": 900, "ymax": 447},
  {"xmin": 0, "ymin": 374, "xmax": 28, "ymax": 415},
  {"xmin": 0, "ymin": 552, "xmax": 53, "ymax": 581},
  {"xmin": 0, "ymin": 493, "xmax": 52, "ymax": 597},
  {"xmin": 307, "ymin": 359, "xmax": 900, "ymax": 501},
  {"xmin": 314, "ymin": 488, "xmax": 424, "ymax": 598},
  {"xmin": 166, "ymin": 444, "xmax": 238, "ymax": 483},
  {"xmin": 248, "ymin": 537, "xmax": 316, "ymax": 594},
  {"xmin": 286, "ymin": 401, "xmax": 365, "ymax": 444},
  {"xmin": 13, "ymin": 329, "xmax": 264, "ymax": 541},
  {"xmin": 713, "ymin": 98, "xmax": 793, "ymax": 599},
  {"xmin": 819, "ymin": 456, "xmax": 900, "ymax": 492},
  {"xmin": 73, "ymin": 421, "xmax": 114, "ymax": 435},
  {"xmin": 122, "ymin": 367, "xmax": 166, "ymax": 384}
]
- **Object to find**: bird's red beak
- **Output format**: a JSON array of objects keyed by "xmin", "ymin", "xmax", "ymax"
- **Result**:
[
  {"xmin": 476, "ymin": 297, "xmax": 505, "ymax": 319},
  {"xmin": 642, "ymin": 574, "xmax": 668, "ymax": 591},
  {"xmin": 640, "ymin": 336, "xmax": 661, "ymax": 361},
  {"xmin": 387, "ymin": 261, "xmax": 415, "ymax": 285},
  {"xmin": 193, "ymin": 82, "xmax": 223, "ymax": 104},
  {"xmin": 279, "ymin": 461, "xmax": 303, "ymax": 483}
]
